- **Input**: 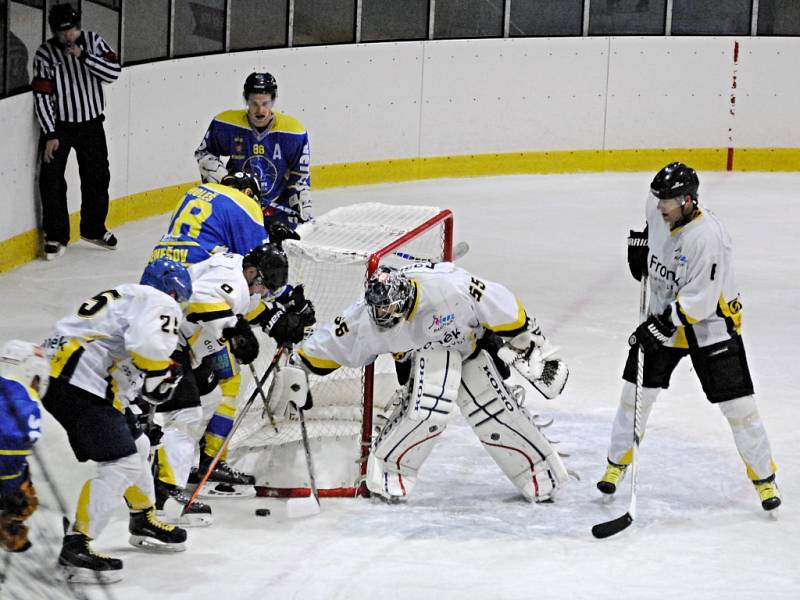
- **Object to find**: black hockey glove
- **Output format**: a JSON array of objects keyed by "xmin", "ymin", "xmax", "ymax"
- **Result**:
[
  {"xmin": 262, "ymin": 306, "xmax": 306, "ymax": 345},
  {"xmin": 141, "ymin": 360, "xmax": 183, "ymax": 405},
  {"xmin": 223, "ymin": 316, "xmax": 260, "ymax": 365},
  {"xmin": 276, "ymin": 285, "xmax": 316, "ymax": 328},
  {"xmin": 267, "ymin": 221, "xmax": 301, "ymax": 249},
  {"xmin": 629, "ymin": 308, "xmax": 677, "ymax": 355},
  {"xmin": 627, "ymin": 226, "xmax": 649, "ymax": 282}
]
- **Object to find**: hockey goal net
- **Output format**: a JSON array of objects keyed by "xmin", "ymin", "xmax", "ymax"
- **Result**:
[{"xmin": 228, "ymin": 203, "xmax": 453, "ymax": 497}]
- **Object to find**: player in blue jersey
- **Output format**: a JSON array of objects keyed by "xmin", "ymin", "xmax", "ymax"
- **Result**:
[
  {"xmin": 195, "ymin": 71, "xmax": 312, "ymax": 228},
  {"xmin": 0, "ymin": 340, "xmax": 49, "ymax": 553},
  {"xmin": 149, "ymin": 171, "xmax": 269, "ymax": 266}
]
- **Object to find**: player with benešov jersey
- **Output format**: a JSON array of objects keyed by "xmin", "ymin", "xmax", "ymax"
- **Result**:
[
  {"xmin": 1, "ymin": 341, "xmax": 49, "ymax": 553},
  {"xmin": 268, "ymin": 262, "xmax": 570, "ymax": 503},
  {"xmin": 41, "ymin": 263, "xmax": 191, "ymax": 584},
  {"xmin": 195, "ymin": 72, "xmax": 312, "ymax": 228},
  {"xmin": 149, "ymin": 171, "xmax": 268, "ymax": 267},
  {"xmin": 597, "ymin": 162, "xmax": 781, "ymax": 513}
]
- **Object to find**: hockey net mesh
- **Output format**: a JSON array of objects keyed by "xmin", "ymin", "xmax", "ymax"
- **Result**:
[{"xmin": 228, "ymin": 203, "xmax": 451, "ymax": 495}]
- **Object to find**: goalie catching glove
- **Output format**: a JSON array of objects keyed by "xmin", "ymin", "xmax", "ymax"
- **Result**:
[
  {"xmin": 496, "ymin": 323, "xmax": 569, "ymax": 400},
  {"xmin": 223, "ymin": 315, "xmax": 260, "ymax": 364},
  {"xmin": 266, "ymin": 361, "xmax": 312, "ymax": 419}
]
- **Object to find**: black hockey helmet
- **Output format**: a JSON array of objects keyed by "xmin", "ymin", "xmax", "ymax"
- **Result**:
[
  {"xmin": 221, "ymin": 170, "xmax": 262, "ymax": 199},
  {"xmin": 48, "ymin": 3, "xmax": 81, "ymax": 32},
  {"xmin": 650, "ymin": 162, "xmax": 699, "ymax": 202},
  {"xmin": 243, "ymin": 242, "xmax": 288, "ymax": 294},
  {"xmin": 365, "ymin": 266, "xmax": 414, "ymax": 328},
  {"xmin": 243, "ymin": 72, "xmax": 277, "ymax": 100}
]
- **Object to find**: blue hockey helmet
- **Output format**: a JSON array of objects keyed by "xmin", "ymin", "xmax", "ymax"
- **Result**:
[{"xmin": 140, "ymin": 259, "xmax": 193, "ymax": 303}]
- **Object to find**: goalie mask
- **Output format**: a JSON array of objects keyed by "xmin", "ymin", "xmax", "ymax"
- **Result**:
[{"xmin": 365, "ymin": 266, "xmax": 414, "ymax": 328}]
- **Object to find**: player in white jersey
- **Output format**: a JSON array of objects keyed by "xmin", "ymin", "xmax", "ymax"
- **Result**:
[
  {"xmin": 268, "ymin": 262, "xmax": 570, "ymax": 503},
  {"xmin": 152, "ymin": 244, "xmax": 313, "ymax": 517},
  {"xmin": 41, "ymin": 260, "xmax": 191, "ymax": 584},
  {"xmin": 597, "ymin": 162, "xmax": 781, "ymax": 512}
]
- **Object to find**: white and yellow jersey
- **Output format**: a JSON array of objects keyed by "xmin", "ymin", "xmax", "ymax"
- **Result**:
[
  {"xmin": 43, "ymin": 284, "xmax": 182, "ymax": 409},
  {"xmin": 181, "ymin": 252, "xmax": 251, "ymax": 364},
  {"xmin": 297, "ymin": 262, "xmax": 528, "ymax": 375},
  {"xmin": 646, "ymin": 196, "xmax": 742, "ymax": 348}
]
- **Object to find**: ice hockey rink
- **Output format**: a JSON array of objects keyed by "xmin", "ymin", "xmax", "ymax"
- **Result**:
[{"xmin": 1, "ymin": 171, "xmax": 798, "ymax": 599}]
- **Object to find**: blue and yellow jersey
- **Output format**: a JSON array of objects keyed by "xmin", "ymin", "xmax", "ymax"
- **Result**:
[
  {"xmin": 0, "ymin": 377, "xmax": 41, "ymax": 494},
  {"xmin": 150, "ymin": 182, "xmax": 267, "ymax": 266},
  {"xmin": 195, "ymin": 109, "xmax": 311, "ymax": 218}
]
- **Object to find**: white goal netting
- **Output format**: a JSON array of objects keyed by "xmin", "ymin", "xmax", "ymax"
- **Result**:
[{"xmin": 228, "ymin": 203, "xmax": 452, "ymax": 496}]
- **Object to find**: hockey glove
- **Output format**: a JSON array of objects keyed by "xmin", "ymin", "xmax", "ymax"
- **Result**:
[
  {"xmin": 267, "ymin": 221, "xmax": 301, "ymax": 249},
  {"xmin": 0, "ymin": 516, "xmax": 31, "ymax": 552},
  {"xmin": 0, "ymin": 477, "xmax": 38, "ymax": 520},
  {"xmin": 627, "ymin": 226, "xmax": 649, "ymax": 282},
  {"xmin": 630, "ymin": 308, "xmax": 677, "ymax": 355},
  {"xmin": 276, "ymin": 285, "xmax": 317, "ymax": 328},
  {"xmin": 141, "ymin": 360, "xmax": 183, "ymax": 405},
  {"xmin": 223, "ymin": 316, "xmax": 260, "ymax": 365},
  {"xmin": 262, "ymin": 306, "xmax": 306, "ymax": 345},
  {"xmin": 267, "ymin": 364, "xmax": 312, "ymax": 419},
  {"xmin": 287, "ymin": 190, "xmax": 313, "ymax": 224}
]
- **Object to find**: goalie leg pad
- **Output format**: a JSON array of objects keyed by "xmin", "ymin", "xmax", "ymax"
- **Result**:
[
  {"xmin": 457, "ymin": 350, "xmax": 569, "ymax": 502},
  {"xmin": 366, "ymin": 391, "xmax": 448, "ymax": 500},
  {"xmin": 408, "ymin": 349, "xmax": 462, "ymax": 423}
]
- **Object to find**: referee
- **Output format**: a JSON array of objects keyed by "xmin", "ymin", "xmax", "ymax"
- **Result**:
[{"xmin": 32, "ymin": 3, "xmax": 121, "ymax": 260}]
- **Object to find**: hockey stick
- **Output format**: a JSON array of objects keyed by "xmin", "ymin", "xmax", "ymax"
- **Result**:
[
  {"xmin": 183, "ymin": 345, "xmax": 285, "ymax": 514},
  {"xmin": 249, "ymin": 363, "xmax": 279, "ymax": 434},
  {"xmin": 392, "ymin": 240, "xmax": 470, "ymax": 263},
  {"xmin": 285, "ymin": 403, "xmax": 322, "ymax": 518},
  {"xmin": 591, "ymin": 274, "xmax": 648, "ymax": 539}
]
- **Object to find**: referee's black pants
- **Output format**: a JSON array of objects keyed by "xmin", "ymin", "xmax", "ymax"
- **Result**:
[{"xmin": 39, "ymin": 116, "xmax": 110, "ymax": 245}]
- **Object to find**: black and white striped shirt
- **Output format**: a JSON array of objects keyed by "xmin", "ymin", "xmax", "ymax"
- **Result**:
[{"xmin": 31, "ymin": 31, "xmax": 121, "ymax": 139}]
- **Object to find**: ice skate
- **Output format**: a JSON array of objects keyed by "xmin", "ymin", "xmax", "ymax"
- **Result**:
[
  {"xmin": 128, "ymin": 506, "xmax": 187, "ymax": 552},
  {"xmin": 597, "ymin": 460, "xmax": 627, "ymax": 499},
  {"xmin": 189, "ymin": 454, "xmax": 256, "ymax": 498},
  {"xmin": 156, "ymin": 480, "xmax": 213, "ymax": 527},
  {"xmin": 57, "ymin": 533, "xmax": 123, "ymax": 584},
  {"xmin": 753, "ymin": 475, "xmax": 781, "ymax": 514}
]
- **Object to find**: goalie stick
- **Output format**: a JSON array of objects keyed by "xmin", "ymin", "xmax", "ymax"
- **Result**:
[
  {"xmin": 183, "ymin": 345, "xmax": 285, "ymax": 515},
  {"xmin": 591, "ymin": 274, "xmax": 648, "ymax": 540},
  {"xmin": 285, "ymin": 405, "xmax": 322, "ymax": 518},
  {"xmin": 393, "ymin": 240, "xmax": 470, "ymax": 263}
]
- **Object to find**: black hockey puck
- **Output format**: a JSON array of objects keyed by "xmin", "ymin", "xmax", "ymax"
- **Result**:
[{"xmin": 255, "ymin": 508, "xmax": 271, "ymax": 517}]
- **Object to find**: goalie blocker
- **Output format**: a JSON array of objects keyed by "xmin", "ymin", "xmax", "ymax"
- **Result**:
[{"xmin": 366, "ymin": 348, "xmax": 568, "ymax": 502}]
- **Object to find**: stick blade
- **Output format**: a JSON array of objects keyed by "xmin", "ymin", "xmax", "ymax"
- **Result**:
[
  {"xmin": 591, "ymin": 512, "xmax": 633, "ymax": 539},
  {"xmin": 286, "ymin": 494, "xmax": 321, "ymax": 519}
]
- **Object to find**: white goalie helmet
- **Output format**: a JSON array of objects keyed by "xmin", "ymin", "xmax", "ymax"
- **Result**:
[
  {"xmin": 365, "ymin": 266, "xmax": 414, "ymax": 328},
  {"xmin": 0, "ymin": 339, "xmax": 51, "ymax": 397}
]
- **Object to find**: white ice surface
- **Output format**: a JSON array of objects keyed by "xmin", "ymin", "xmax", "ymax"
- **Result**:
[{"xmin": 1, "ymin": 172, "xmax": 798, "ymax": 599}]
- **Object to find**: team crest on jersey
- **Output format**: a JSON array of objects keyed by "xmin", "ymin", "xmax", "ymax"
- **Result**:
[
  {"xmin": 233, "ymin": 136, "xmax": 244, "ymax": 155},
  {"xmin": 429, "ymin": 313, "xmax": 455, "ymax": 332}
]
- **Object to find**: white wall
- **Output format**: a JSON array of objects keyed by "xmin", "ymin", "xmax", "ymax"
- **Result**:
[{"xmin": 1, "ymin": 36, "xmax": 798, "ymax": 242}]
